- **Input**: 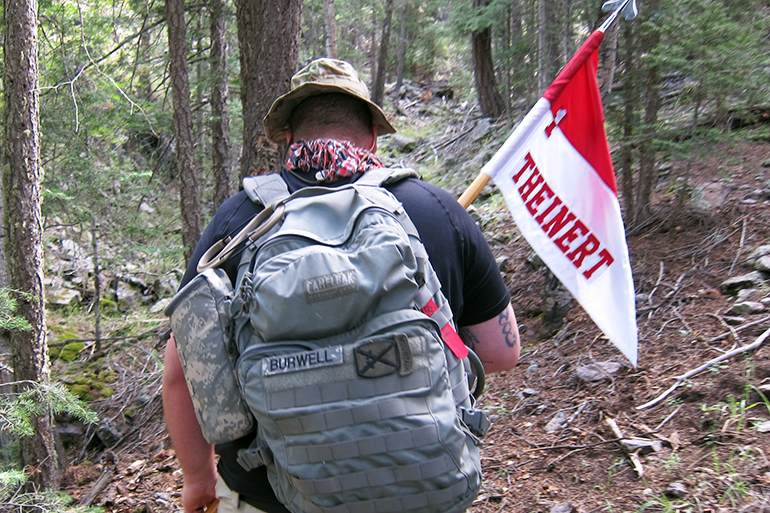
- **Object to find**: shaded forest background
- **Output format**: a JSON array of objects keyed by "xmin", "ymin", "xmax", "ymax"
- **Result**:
[{"xmin": 0, "ymin": 0, "xmax": 769, "ymax": 508}]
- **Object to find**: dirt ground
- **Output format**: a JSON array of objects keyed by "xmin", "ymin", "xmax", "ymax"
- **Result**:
[{"xmin": 61, "ymin": 138, "xmax": 770, "ymax": 512}]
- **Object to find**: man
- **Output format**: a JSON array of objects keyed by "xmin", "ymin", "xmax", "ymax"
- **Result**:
[{"xmin": 163, "ymin": 58, "xmax": 520, "ymax": 513}]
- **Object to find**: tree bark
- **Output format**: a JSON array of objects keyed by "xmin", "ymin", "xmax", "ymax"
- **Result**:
[
  {"xmin": 323, "ymin": 0, "xmax": 338, "ymax": 58},
  {"xmin": 537, "ymin": 0, "xmax": 548, "ymax": 93},
  {"xmin": 537, "ymin": 0, "xmax": 562, "ymax": 94},
  {"xmin": 167, "ymin": 0, "xmax": 202, "ymax": 264},
  {"xmin": 194, "ymin": 13, "xmax": 206, "ymax": 177},
  {"xmin": 136, "ymin": 9, "xmax": 153, "ymax": 101},
  {"xmin": 619, "ymin": 21, "xmax": 636, "ymax": 223},
  {"xmin": 368, "ymin": 3, "xmax": 378, "ymax": 86},
  {"xmin": 210, "ymin": 0, "xmax": 232, "ymax": 209},
  {"xmin": 394, "ymin": 0, "xmax": 410, "ymax": 95},
  {"xmin": 371, "ymin": 0, "xmax": 394, "ymax": 107},
  {"xmin": 597, "ymin": 22, "xmax": 619, "ymax": 103},
  {"xmin": 508, "ymin": 0, "xmax": 526, "ymax": 103},
  {"xmin": 634, "ymin": 0, "xmax": 661, "ymax": 224},
  {"xmin": 237, "ymin": 0, "xmax": 302, "ymax": 180},
  {"xmin": 503, "ymin": 4, "xmax": 512, "ymax": 122},
  {"xmin": 2, "ymin": 0, "xmax": 62, "ymax": 488},
  {"xmin": 560, "ymin": 0, "xmax": 573, "ymax": 65},
  {"xmin": 472, "ymin": 0, "xmax": 505, "ymax": 119}
]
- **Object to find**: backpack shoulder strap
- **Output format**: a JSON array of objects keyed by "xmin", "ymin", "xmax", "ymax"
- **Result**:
[
  {"xmin": 356, "ymin": 167, "xmax": 420, "ymax": 187},
  {"xmin": 243, "ymin": 174, "xmax": 290, "ymax": 206},
  {"xmin": 196, "ymin": 175, "xmax": 288, "ymax": 273}
]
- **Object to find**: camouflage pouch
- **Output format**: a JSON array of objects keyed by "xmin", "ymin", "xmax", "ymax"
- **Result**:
[{"xmin": 165, "ymin": 268, "xmax": 256, "ymax": 443}]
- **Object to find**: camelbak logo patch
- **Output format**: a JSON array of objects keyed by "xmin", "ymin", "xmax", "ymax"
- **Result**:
[
  {"xmin": 263, "ymin": 346, "xmax": 344, "ymax": 376},
  {"xmin": 304, "ymin": 270, "xmax": 358, "ymax": 303},
  {"xmin": 355, "ymin": 334, "xmax": 413, "ymax": 378}
]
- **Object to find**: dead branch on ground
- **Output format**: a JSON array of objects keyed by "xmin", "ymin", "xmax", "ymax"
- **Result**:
[
  {"xmin": 79, "ymin": 466, "xmax": 115, "ymax": 506},
  {"xmin": 636, "ymin": 325, "xmax": 770, "ymax": 410},
  {"xmin": 605, "ymin": 417, "xmax": 645, "ymax": 478}
]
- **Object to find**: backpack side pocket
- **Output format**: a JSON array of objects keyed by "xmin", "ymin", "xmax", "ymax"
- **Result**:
[{"xmin": 165, "ymin": 268, "xmax": 255, "ymax": 443}]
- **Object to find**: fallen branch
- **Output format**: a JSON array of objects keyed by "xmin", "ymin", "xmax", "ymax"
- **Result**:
[
  {"xmin": 653, "ymin": 404, "xmax": 683, "ymax": 433},
  {"xmin": 706, "ymin": 313, "xmax": 740, "ymax": 345},
  {"xmin": 49, "ymin": 335, "xmax": 139, "ymax": 347},
  {"xmin": 79, "ymin": 467, "xmax": 115, "ymax": 506},
  {"xmin": 605, "ymin": 417, "xmax": 644, "ymax": 478},
  {"xmin": 546, "ymin": 446, "xmax": 592, "ymax": 467},
  {"xmin": 647, "ymin": 262, "xmax": 665, "ymax": 305},
  {"xmin": 707, "ymin": 314, "xmax": 770, "ymax": 343},
  {"xmin": 526, "ymin": 438, "xmax": 619, "ymax": 453},
  {"xmin": 637, "ymin": 325, "xmax": 770, "ymax": 410},
  {"xmin": 567, "ymin": 400, "xmax": 590, "ymax": 425},
  {"xmin": 636, "ymin": 302, "xmax": 666, "ymax": 315},
  {"xmin": 728, "ymin": 216, "xmax": 748, "ymax": 276}
]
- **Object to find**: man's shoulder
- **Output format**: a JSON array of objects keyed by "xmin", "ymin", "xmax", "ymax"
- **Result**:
[
  {"xmin": 209, "ymin": 189, "xmax": 264, "ymax": 234},
  {"xmin": 386, "ymin": 176, "xmax": 471, "ymax": 223},
  {"xmin": 386, "ymin": 175, "xmax": 453, "ymax": 204}
]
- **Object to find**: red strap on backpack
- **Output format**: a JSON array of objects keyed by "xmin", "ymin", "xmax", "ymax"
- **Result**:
[{"xmin": 421, "ymin": 299, "xmax": 468, "ymax": 359}]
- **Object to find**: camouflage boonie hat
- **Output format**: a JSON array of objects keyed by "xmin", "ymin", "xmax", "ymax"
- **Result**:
[{"xmin": 263, "ymin": 58, "xmax": 397, "ymax": 144}]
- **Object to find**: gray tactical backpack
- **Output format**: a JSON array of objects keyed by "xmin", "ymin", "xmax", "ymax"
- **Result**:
[{"xmin": 166, "ymin": 168, "xmax": 490, "ymax": 513}]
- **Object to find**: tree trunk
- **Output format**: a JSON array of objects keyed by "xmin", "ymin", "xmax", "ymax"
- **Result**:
[
  {"xmin": 2, "ymin": 0, "xmax": 62, "ymax": 488},
  {"xmin": 210, "ymin": 0, "xmax": 232, "ymax": 209},
  {"xmin": 237, "ymin": 0, "xmax": 302, "ymax": 180},
  {"xmin": 537, "ymin": 0, "xmax": 561, "ymax": 94},
  {"xmin": 504, "ymin": 4, "xmax": 512, "ymax": 124},
  {"xmin": 371, "ymin": 0, "xmax": 394, "ymax": 107},
  {"xmin": 472, "ymin": 0, "xmax": 505, "ymax": 119},
  {"xmin": 368, "ymin": 3, "xmax": 378, "ymax": 85},
  {"xmin": 508, "ymin": 0, "xmax": 526, "ymax": 103},
  {"xmin": 619, "ymin": 21, "xmax": 636, "ymax": 223},
  {"xmin": 537, "ymin": 0, "xmax": 548, "ymax": 93},
  {"xmin": 167, "ymin": 0, "xmax": 202, "ymax": 264},
  {"xmin": 136, "ymin": 9, "xmax": 153, "ymax": 100},
  {"xmin": 634, "ymin": 0, "xmax": 661, "ymax": 224},
  {"xmin": 560, "ymin": 0, "xmax": 573, "ymax": 65},
  {"xmin": 308, "ymin": 0, "xmax": 318, "ymax": 58},
  {"xmin": 394, "ymin": 0, "xmax": 410, "ymax": 95},
  {"xmin": 323, "ymin": 0, "xmax": 338, "ymax": 58},
  {"xmin": 194, "ymin": 13, "xmax": 206, "ymax": 177},
  {"xmin": 597, "ymin": 22, "xmax": 619, "ymax": 103}
]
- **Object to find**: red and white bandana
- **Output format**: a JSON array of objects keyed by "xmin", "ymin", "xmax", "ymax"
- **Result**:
[{"xmin": 286, "ymin": 139, "xmax": 384, "ymax": 183}]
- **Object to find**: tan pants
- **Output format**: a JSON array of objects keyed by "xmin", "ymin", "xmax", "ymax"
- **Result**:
[{"xmin": 215, "ymin": 478, "xmax": 271, "ymax": 513}]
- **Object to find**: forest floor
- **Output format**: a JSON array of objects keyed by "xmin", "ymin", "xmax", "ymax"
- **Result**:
[{"xmin": 58, "ymin": 133, "xmax": 770, "ymax": 513}]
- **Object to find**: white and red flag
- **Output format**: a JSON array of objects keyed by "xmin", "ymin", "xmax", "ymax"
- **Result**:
[{"xmin": 461, "ymin": 27, "xmax": 638, "ymax": 365}]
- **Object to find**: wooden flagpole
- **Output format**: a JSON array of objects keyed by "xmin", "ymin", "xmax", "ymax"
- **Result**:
[{"xmin": 457, "ymin": 173, "xmax": 492, "ymax": 209}]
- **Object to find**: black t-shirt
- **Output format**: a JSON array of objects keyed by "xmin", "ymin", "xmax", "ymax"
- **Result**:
[{"xmin": 178, "ymin": 170, "xmax": 510, "ymax": 511}]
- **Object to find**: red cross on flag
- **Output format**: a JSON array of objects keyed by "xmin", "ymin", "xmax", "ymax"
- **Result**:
[{"xmin": 463, "ymin": 29, "xmax": 638, "ymax": 366}]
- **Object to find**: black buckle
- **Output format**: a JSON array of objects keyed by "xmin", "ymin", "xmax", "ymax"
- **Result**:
[{"xmin": 461, "ymin": 408, "xmax": 491, "ymax": 438}]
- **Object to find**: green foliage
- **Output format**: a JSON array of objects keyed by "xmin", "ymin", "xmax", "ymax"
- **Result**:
[
  {"xmin": 452, "ymin": 0, "xmax": 509, "ymax": 35},
  {"xmin": 657, "ymin": 0, "xmax": 770, "ymax": 128},
  {"xmin": 637, "ymin": 492, "xmax": 688, "ymax": 513},
  {"xmin": 748, "ymin": 384, "xmax": 770, "ymax": 417},
  {"xmin": 57, "ymin": 342, "xmax": 85, "ymax": 363},
  {"xmin": 0, "ymin": 470, "xmax": 26, "ymax": 493},
  {"xmin": 0, "ymin": 472, "xmax": 104, "ymax": 513},
  {"xmin": 0, "ymin": 382, "xmax": 98, "ymax": 438},
  {"xmin": 700, "ymin": 368, "xmax": 769, "ymax": 437},
  {"xmin": 0, "ymin": 290, "xmax": 31, "ymax": 332}
]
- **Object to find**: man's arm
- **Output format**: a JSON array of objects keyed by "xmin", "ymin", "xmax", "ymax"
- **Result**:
[
  {"xmin": 163, "ymin": 336, "xmax": 218, "ymax": 513},
  {"xmin": 459, "ymin": 303, "xmax": 520, "ymax": 374}
]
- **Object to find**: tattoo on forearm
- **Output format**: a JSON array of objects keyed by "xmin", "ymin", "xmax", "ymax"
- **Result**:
[
  {"xmin": 459, "ymin": 327, "xmax": 480, "ymax": 352},
  {"xmin": 498, "ymin": 309, "xmax": 518, "ymax": 348}
]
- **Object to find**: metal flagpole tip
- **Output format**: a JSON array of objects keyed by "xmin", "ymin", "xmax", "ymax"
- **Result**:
[{"xmin": 601, "ymin": 0, "xmax": 638, "ymax": 20}]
